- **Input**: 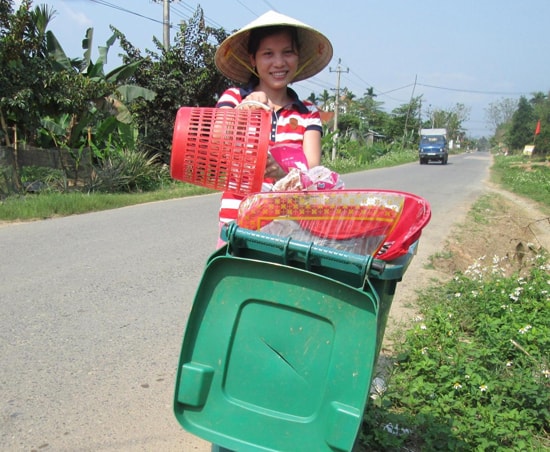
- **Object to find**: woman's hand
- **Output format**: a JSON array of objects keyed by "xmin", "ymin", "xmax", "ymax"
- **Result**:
[
  {"xmin": 264, "ymin": 153, "xmax": 286, "ymax": 180},
  {"xmin": 238, "ymin": 91, "xmax": 271, "ymax": 110}
]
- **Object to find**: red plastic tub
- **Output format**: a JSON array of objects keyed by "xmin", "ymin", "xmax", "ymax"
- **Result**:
[{"xmin": 236, "ymin": 190, "xmax": 431, "ymax": 260}]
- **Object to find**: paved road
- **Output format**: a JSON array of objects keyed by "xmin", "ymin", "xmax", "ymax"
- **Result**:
[
  {"xmin": 0, "ymin": 152, "xmax": 491, "ymax": 451},
  {"xmin": 343, "ymin": 152, "xmax": 492, "ymax": 257}
]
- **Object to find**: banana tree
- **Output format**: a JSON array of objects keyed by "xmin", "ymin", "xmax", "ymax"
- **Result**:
[{"xmin": 44, "ymin": 27, "xmax": 156, "ymax": 149}]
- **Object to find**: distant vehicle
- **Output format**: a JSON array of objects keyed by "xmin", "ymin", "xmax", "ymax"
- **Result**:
[{"xmin": 419, "ymin": 128, "xmax": 448, "ymax": 165}]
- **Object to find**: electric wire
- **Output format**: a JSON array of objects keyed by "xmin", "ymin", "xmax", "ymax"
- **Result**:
[{"xmin": 86, "ymin": 0, "xmax": 165, "ymax": 26}]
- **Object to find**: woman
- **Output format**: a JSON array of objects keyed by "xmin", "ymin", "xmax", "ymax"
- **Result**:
[{"xmin": 214, "ymin": 10, "xmax": 333, "ymax": 237}]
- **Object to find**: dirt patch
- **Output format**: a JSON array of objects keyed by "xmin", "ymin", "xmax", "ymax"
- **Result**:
[
  {"xmin": 382, "ymin": 183, "xmax": 550, "ymax": 350},
  {"xmin": 509, "ymin": 160, "xmax": 550, "ymax": 171},
  {"xmin": 431, "ymin": 185, "xmax": 550, "ymax": 277}
]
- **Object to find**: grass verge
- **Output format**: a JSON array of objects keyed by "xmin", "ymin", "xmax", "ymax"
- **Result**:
[
  {"xmin": 491, "ymin": 155, "xmax": 550, "ymax": 213},
  {"xmin": 0, "ymin": 182, "xmax": 213, "ymax": 222}
]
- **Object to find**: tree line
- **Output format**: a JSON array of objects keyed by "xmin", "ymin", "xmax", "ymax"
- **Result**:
[{"xmin": 486, "ymin": 94, "xmax": 549, "ymax": 154}]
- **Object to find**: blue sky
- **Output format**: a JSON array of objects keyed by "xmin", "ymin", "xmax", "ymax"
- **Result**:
[{"xmin": 23, "ymin": 0, "xmax": 550, "ymax": 137}]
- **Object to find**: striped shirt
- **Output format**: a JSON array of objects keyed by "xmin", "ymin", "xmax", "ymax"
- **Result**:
[
  {"xmin": 216, "ymin": 87, "xmax": 322, "ymax": 143},
  {"xmin": 217, "ymin": 87, "xmax": 322, "ymax": 227}
]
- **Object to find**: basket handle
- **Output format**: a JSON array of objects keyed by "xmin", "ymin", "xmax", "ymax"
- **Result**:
[{"xmin": 236, "ymin": 100, "xmax": 272, "ymax": 111}]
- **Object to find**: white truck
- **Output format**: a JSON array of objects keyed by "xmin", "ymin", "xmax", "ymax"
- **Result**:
[{"xmin": 419, "ymin": 128, "xmax": 448, "ymax": 165}]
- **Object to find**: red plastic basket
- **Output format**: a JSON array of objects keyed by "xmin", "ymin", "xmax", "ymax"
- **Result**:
[{"xmin": 170, "ymin": 107, "xmax": 271, "ymax": 196}]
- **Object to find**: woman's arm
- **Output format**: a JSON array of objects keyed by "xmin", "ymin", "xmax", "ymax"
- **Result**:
[{"xmin": 302, "ymin": 129, "xmax": 322, "ymax": 168}]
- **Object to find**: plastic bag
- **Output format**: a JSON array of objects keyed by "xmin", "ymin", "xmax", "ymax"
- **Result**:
[
  {"xmin": 271, "ymin": 167, "xmax": 345, "ymax": 192},
  {"xmin": 299, "ymin": 166, "xmax": 345, "ymax": 191},
  {"xmin": 268, "ymin": 143, "xmax": 309, "ymax": 173}
]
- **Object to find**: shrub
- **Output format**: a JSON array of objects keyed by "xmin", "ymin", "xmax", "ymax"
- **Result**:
[
  {"xmin": 90, "ymin": 149, "xmax": 170, "ymax": 193},
  {"xmin": 361, "ymin": 253, "xmax": 550, "ymax": 451},
  {"xmin": 20, "ymin": 166, "xmax": 68, "ymax": 193}
]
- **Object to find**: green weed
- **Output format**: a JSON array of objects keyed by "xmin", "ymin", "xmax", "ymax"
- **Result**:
[
  {"xmin": 361, "ymin": 252, "xmax": 550, "ymax": 451},
  {"xmin": 492, "ymin": 155, "xmax": 550, "ymax": 211}
]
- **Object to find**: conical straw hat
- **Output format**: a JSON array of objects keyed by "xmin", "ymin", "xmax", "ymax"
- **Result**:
[{"xmin": 215, "ymin": 10, "xmax": 333, "ymax": 84}]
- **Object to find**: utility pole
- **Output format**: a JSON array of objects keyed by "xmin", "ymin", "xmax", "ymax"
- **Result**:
[
  {"xmin": 153, "ymin": 0, "xmax": 172, "ymax": 50},
  {"xmin": 404, "ymin": 74, "xmax": 417, "ymax": 138},
  {"xmin": 329, "ymin": 59, "xmax": 349, "ymax": 161},
  {"xmin": 163, "ymin": 0, "xmax": 170, "ymax": 50}
]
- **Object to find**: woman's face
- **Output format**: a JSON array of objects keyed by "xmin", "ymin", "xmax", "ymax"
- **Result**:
[{"xmin": 249, "ymin": 31, "xmax": 299, "ymax": 89}]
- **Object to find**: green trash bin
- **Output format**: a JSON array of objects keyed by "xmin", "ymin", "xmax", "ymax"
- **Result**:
[{"xmin": 173, "ymin": 190, "xmax": 430, "ymax": 451}]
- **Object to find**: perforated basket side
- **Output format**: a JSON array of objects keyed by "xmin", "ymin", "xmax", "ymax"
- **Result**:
[{"xmin": 171, "ymin": 107, "xmax": 270, "ymax": 196}]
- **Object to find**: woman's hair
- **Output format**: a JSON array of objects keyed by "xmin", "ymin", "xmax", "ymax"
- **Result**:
[{"xmin": 246, "ymin": 26, "xmax": 301, "ymax": 86}]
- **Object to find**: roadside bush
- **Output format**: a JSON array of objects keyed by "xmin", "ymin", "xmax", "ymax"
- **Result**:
[
  {"xmin": 323, "ymin": 142, "xmax": 417, "ymax": 175},
  {"xmin": 20, "ymin": 166, "xmax": 68, "ymax": 193},
  {"xmin": 361, "ymin": 252, "xmax": 550, "ymax": 451},
  {"xmin": 90, "ymin": 149, "xmax": 170, "ymax": 193}
]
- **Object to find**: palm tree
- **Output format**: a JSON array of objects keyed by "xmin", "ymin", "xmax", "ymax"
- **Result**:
[
  {"xmin": 28, "ymin": 4, "xmax": 56, "ymax": 58},
  {"xmin": 342, "ymin": 88, "xmax": 356, "ymax": 113},
  {"xmin": 364, "ymin": 86, "xmax": 377, "ymax": 98},
  {"xmin": 316, "ymin": 89, "xmax": 333, "ymax": 111},
  {"xmin": 0, "ymin": 1, "xmax": 57, "ymax": 144}
]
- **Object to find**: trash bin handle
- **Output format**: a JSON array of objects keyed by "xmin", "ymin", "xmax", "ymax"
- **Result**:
[{"xmin": 223, "ymin": 223, "xmax": 385, "ymax": 284}]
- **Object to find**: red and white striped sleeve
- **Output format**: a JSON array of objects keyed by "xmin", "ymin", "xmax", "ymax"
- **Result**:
[{"xmin": 215, "ymin": 88, "xmax": 243, "ymax": 108}]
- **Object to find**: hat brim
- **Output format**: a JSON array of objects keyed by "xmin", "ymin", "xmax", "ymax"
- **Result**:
[{"xmin": 215, "ymin": 11, "xmax": 333, "ymax": 84}]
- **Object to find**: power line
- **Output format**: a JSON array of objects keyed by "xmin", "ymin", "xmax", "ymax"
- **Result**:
[
  {"xmin": 417, "ymin": 82, "xmax": 528, "ymax": 96},
  {"xmin": 171, "ymin": 2, "xmax": 225, "ymax": 29},
  {"xmin": 86, "ymin": 0, "xmax": 525, "ymax": 111},
  {"xmin": 86, "ymin": 0, "xmax": 165, "ymax": 26},
  {"xmin": 234, "ymin": 0, "xmax": 260, "ymax": 17},
  {"xmin": 260, "ymin": 0, "xmax": 278, "ymax": 11}
]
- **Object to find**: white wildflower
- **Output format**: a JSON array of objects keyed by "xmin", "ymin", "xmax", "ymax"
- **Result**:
[{"xmin": 518, "ymin": 325, "xmax": 532, "ymax": 334}]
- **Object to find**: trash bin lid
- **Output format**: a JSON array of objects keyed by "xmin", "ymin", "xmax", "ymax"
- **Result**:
[{"xmin": 174, "ymin": 255, "xmax": 379, "ymax": 451}]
